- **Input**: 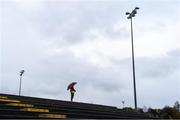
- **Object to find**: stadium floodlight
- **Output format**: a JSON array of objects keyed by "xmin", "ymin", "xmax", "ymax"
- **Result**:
[
  {"xmin": 125, "ymin": 7, "xmax": 140, "ymax": 111},
  {"xmin": 126, "ymin": 12, "xmax": 130, "ymax": 15},
  {"xmin": 135, "ymin": 7, "xmax": 140, "ymax": 10},
  {"xmin": 126, "ymin": 7, "xmax": 139, "ymax": 19},
  {"xmin": 20, "ymin": 70, "xmax": 25, "ymax": 76}
]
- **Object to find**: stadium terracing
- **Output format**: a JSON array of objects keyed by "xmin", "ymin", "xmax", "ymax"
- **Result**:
[{"xmin": 0, "ymin": 93, "xmax": 151, "ymax": 118}]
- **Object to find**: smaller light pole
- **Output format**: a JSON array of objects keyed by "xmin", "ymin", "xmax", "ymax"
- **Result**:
[{"xmin": 19, "ymin": 70, "xmax": 25, "ymax": 96}]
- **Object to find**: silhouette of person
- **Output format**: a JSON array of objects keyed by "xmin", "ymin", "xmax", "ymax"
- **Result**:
[
  {"xmin": 70, "ymin": 86, "xmax": 76, "ymax": 102},
  {"xmin": 67, "ymin": 82, "xmax": 77, "ymax": 102}
]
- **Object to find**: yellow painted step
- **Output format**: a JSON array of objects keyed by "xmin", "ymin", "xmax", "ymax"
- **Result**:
[
  {"xmin": 6, "ymin": 103, "xmax": 34, "ymax": 107},
  {"xmin": 0, "ymin": 99, "xmax": 20, "ymax": 103},
  {"xmin": 0, "ymin": 96, "xmax": 8, "ymax": 99},
  {"xmin": 21, "ymin": 108, "xmax": 49, "ymax": 113},
  {"xmin": 39, "ymin": 114, "xmax": 66, "ymax": 118}
]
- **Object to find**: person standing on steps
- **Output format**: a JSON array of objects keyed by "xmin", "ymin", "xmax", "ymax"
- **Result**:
[{"xmin": 67, "ymin": 82, "xmax": 77, "ymax": 102}]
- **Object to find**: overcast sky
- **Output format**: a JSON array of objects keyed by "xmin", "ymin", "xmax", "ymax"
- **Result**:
[{"xmin": 0, "ymin": 0, "xmax": 180, "ymax": 109}]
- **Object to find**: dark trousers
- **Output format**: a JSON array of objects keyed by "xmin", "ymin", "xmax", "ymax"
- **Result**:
[{"xmin": 70, "ymin": 91, "xmax": 75, "ymax": 102}]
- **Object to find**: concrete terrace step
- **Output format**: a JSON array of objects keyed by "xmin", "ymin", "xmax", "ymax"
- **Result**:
[
  {"xmin": 0, "ymin": 103, "xmax": 127, "ymax": 118},
  {"xmin": 0, "ymin": 108, "xmax": 130, "ymax": 119},
  {"xmin": 0, "ymin": 93, "xmax": 116, "ymax": 111},
  {"xmin": 0, "ymin": 93, "xmax": 151, "ymax": 118}
]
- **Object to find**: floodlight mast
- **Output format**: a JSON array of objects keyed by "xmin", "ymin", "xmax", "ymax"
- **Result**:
[
  {"xmin": 126, "ymin": 7, "xmax": 140, "ymax": 111},
  {"xmin": 19, "ymin": 70, "xmax": 25, "ymax": 96}
]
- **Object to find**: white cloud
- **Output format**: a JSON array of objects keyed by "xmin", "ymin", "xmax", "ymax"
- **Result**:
[
  {"xmin": 134, "ymin": 17, "xmax": 180, "ymax": 58},
  {"xmin": 8, "ymin": 0, "xmax": 45, "ymax": 12}
]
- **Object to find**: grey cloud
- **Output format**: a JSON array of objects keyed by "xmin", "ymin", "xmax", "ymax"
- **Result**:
[
  {"xmin": 1, "ymin": 46, "xmax": 179, "ymax": 108},
  {"xmin": 135, "ymin": 49, "xmax": 180, "ymax": 107},
  {"xmin": 104, "ymin": 26, "xmax": 129, "ymax": 40},
  {"xmin": 15, "ymin": 1, "xmax": 130, "ymax": 44},
  {"xmin": 1, "ymin": 49, "xmax": 132, "ymax": 105},
  {"xmin": 136, "ymin": 49, "xmax": 180, "ymax": 79},
  {"xmin": 111, "ymin": 49, "xmax": 180, "ymax": 108},
  {"xmin": 91, "ymin": 81, "xmax": 121, "ymax": 93}
]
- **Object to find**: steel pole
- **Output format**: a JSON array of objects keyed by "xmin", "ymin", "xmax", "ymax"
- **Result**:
[
  {"xmin": 19, "ymin": 75, "xmax": 22, "ymax": 96},
  {"xmin": 130, "ymin": 17, "xmax": 137, "ymax": 110}
]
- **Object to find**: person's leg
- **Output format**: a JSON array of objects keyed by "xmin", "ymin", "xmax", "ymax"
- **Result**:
[{"xmin": 71, "ymin": 92, "xmax": 74, "ymax": 102}]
